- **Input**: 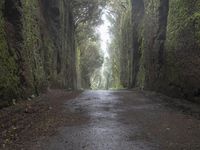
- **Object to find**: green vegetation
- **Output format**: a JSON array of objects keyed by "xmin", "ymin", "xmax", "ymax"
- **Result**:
[
  {"xmin": 0, "ymin": 0, "xmax": 77, "ymax": 105},
  {"xmin": 22, "ymin": 0, "xmax": 47, "ymax": 95},
  {"xmin": 79, "ymin": 40, "xmax": 103, "ymax": 88},
  {"xmin": 136, "ymin": 38, "xmax": 145, "ymax": 89},
  {"xmin": 0, "ymin": 0, "xmax": 200, "ymax": 105},
  {"xmin": 73, "ymin": 0, "xmax": 105, "ymax": 89},
  {"xmin": 107, "ymin": 0, "xmax": 200, "ymax": 100},
  {"xmin": 75, "ymin": 25, "xmax": 103, "ymax": 89},
  {"xmin": 72, "ymin": 0, "xmax": 107, "ymax": 28},
  {"xmin": 108, "ymin": 0, "xmax": 132, "ymax": 88},
  {"xmin": 165, "ymin": 0, "xmax": 200, "ymax": 98},
  {"xmin": 0, "ymin": 0, "xmax": 20, "ymax": 103}
]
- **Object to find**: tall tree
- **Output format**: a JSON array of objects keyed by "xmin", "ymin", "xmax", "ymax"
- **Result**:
[
  {"xmin": 72, "ymin": 0, "xmax": 106, "ymax": 89},
  {"xmin": 106, "ymin": 0, "xmax": 133, "ymax": 88}
]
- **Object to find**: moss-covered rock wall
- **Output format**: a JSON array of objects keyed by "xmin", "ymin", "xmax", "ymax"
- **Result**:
[
  {"xmin": 0, "ymin": 0, "xmax": 77, "ymax": 106},
  {"xmin": 131, "ymin": 0, "xmax": 200, "ymax": 102},
  {"xmin": 165, "ymin": 0, "xmax": 200, "ymax": 101}
]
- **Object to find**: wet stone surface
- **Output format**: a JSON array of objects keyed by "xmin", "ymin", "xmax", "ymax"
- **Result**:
[{"xmin": 33, "ymin": 90, "xmax": 200, "ymax": 150}]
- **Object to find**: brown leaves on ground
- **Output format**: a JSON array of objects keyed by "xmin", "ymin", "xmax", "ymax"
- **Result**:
[{"xmin": 0, "ymin": 89, "xmax": 87, "ymax": 149}]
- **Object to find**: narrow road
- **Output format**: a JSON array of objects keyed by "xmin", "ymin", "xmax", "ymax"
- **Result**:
[{"xmin": 33, "ymin": 90, "xmax": 200, "ymax": 150}]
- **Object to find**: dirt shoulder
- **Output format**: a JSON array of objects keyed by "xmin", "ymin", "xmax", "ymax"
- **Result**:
[
  {"xmin": 0, "ymin": 89, "xmax": 87, "ymax": 150},
  {"xmin": 140, "ymin": 90, "xmax": 200, "ymax": 120}
]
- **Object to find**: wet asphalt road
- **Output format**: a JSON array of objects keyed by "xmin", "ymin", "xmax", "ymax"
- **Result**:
[{"xmin": 33, "ymin": 90, "xmax": 200, "ymax": 150}]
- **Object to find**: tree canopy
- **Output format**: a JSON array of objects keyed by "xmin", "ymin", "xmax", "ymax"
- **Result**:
[{"xmin": 72, "ymin": 0, "xmax": 106, "ymax": 89}]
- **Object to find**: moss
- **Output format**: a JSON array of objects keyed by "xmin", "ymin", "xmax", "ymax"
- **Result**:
[
  {"xmin": 136, "ymin": 38, "xmax": 145, "ymax": 89},
  {"xmin": 0, "ymin": 0, "xmax": 76, "ymax": 105},
  {"xmin": 118, "ymin": 2, "xmax": 133, "ymax": 87},
  {"xmin": 165, "ymin": 5, "xmax": 200, "ymax": 83},
  {"xmin": 193, "ymin": 12, "xmax": 200, "ymax": 45},
  {"xmin": 166, "ymin": 0, "xmax": 200, "ymax": 50},
  {"xmin": 164, "ymin": 0, "xmax": 200, "ymax": 99},
  {"xmin": 21, "ymin": 0, "xmax": 47, "ymax": 95},
  {"xmin": 144, "ymin": 0, "xmax": 160, "ymax": 17},
  {"xmin": 0, "ymin": 1, "xmax": 20, "ymax": 100}
]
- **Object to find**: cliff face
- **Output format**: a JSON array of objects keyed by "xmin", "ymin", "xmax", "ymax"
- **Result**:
[
  {"xmin": 131, "ymin": 0, "xmax": 200, "ymax": 102},
  {"xmin": 0, "ymin": 0, "xmax": 77, "ymax": 105}
]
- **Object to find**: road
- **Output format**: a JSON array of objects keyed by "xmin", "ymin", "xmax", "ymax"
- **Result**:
[{"xmin": 32, "ymin": 90, "xmax": 200, "ymax": 150}]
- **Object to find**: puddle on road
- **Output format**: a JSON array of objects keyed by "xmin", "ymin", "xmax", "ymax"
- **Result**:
[{"xmin": 33, "ymin": 91, "xmax": 157, "ymax": 150}]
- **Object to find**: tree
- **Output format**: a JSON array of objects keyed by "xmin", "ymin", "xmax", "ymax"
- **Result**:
[
  {"xmin": 106, "ymin": 0, "xmax": 133, "ymax": 88},
  {"xmin": 72, "ymin": 0, "xmax": 107, "ymax": 28},
  {"xmin": 80, "ymin": 40, "xmax": 103, "ymax": 88},
  {"xmin": 72, "ymin": 0, "xmax": 106, "ymax": 89}
]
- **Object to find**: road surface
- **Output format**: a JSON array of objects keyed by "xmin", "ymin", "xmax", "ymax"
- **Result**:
[{"xmin": 32, "ymin": 90, "xmax": 200, "ymax": 150}]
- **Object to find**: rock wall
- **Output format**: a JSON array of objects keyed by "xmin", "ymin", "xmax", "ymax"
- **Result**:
[
  {"xmin": 0, "ymin": 0, "xmax": 77, "ymax": 106},
  {"xmin": 131, "ymin": 0, "xmax": 200, "ymax": 102}
]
